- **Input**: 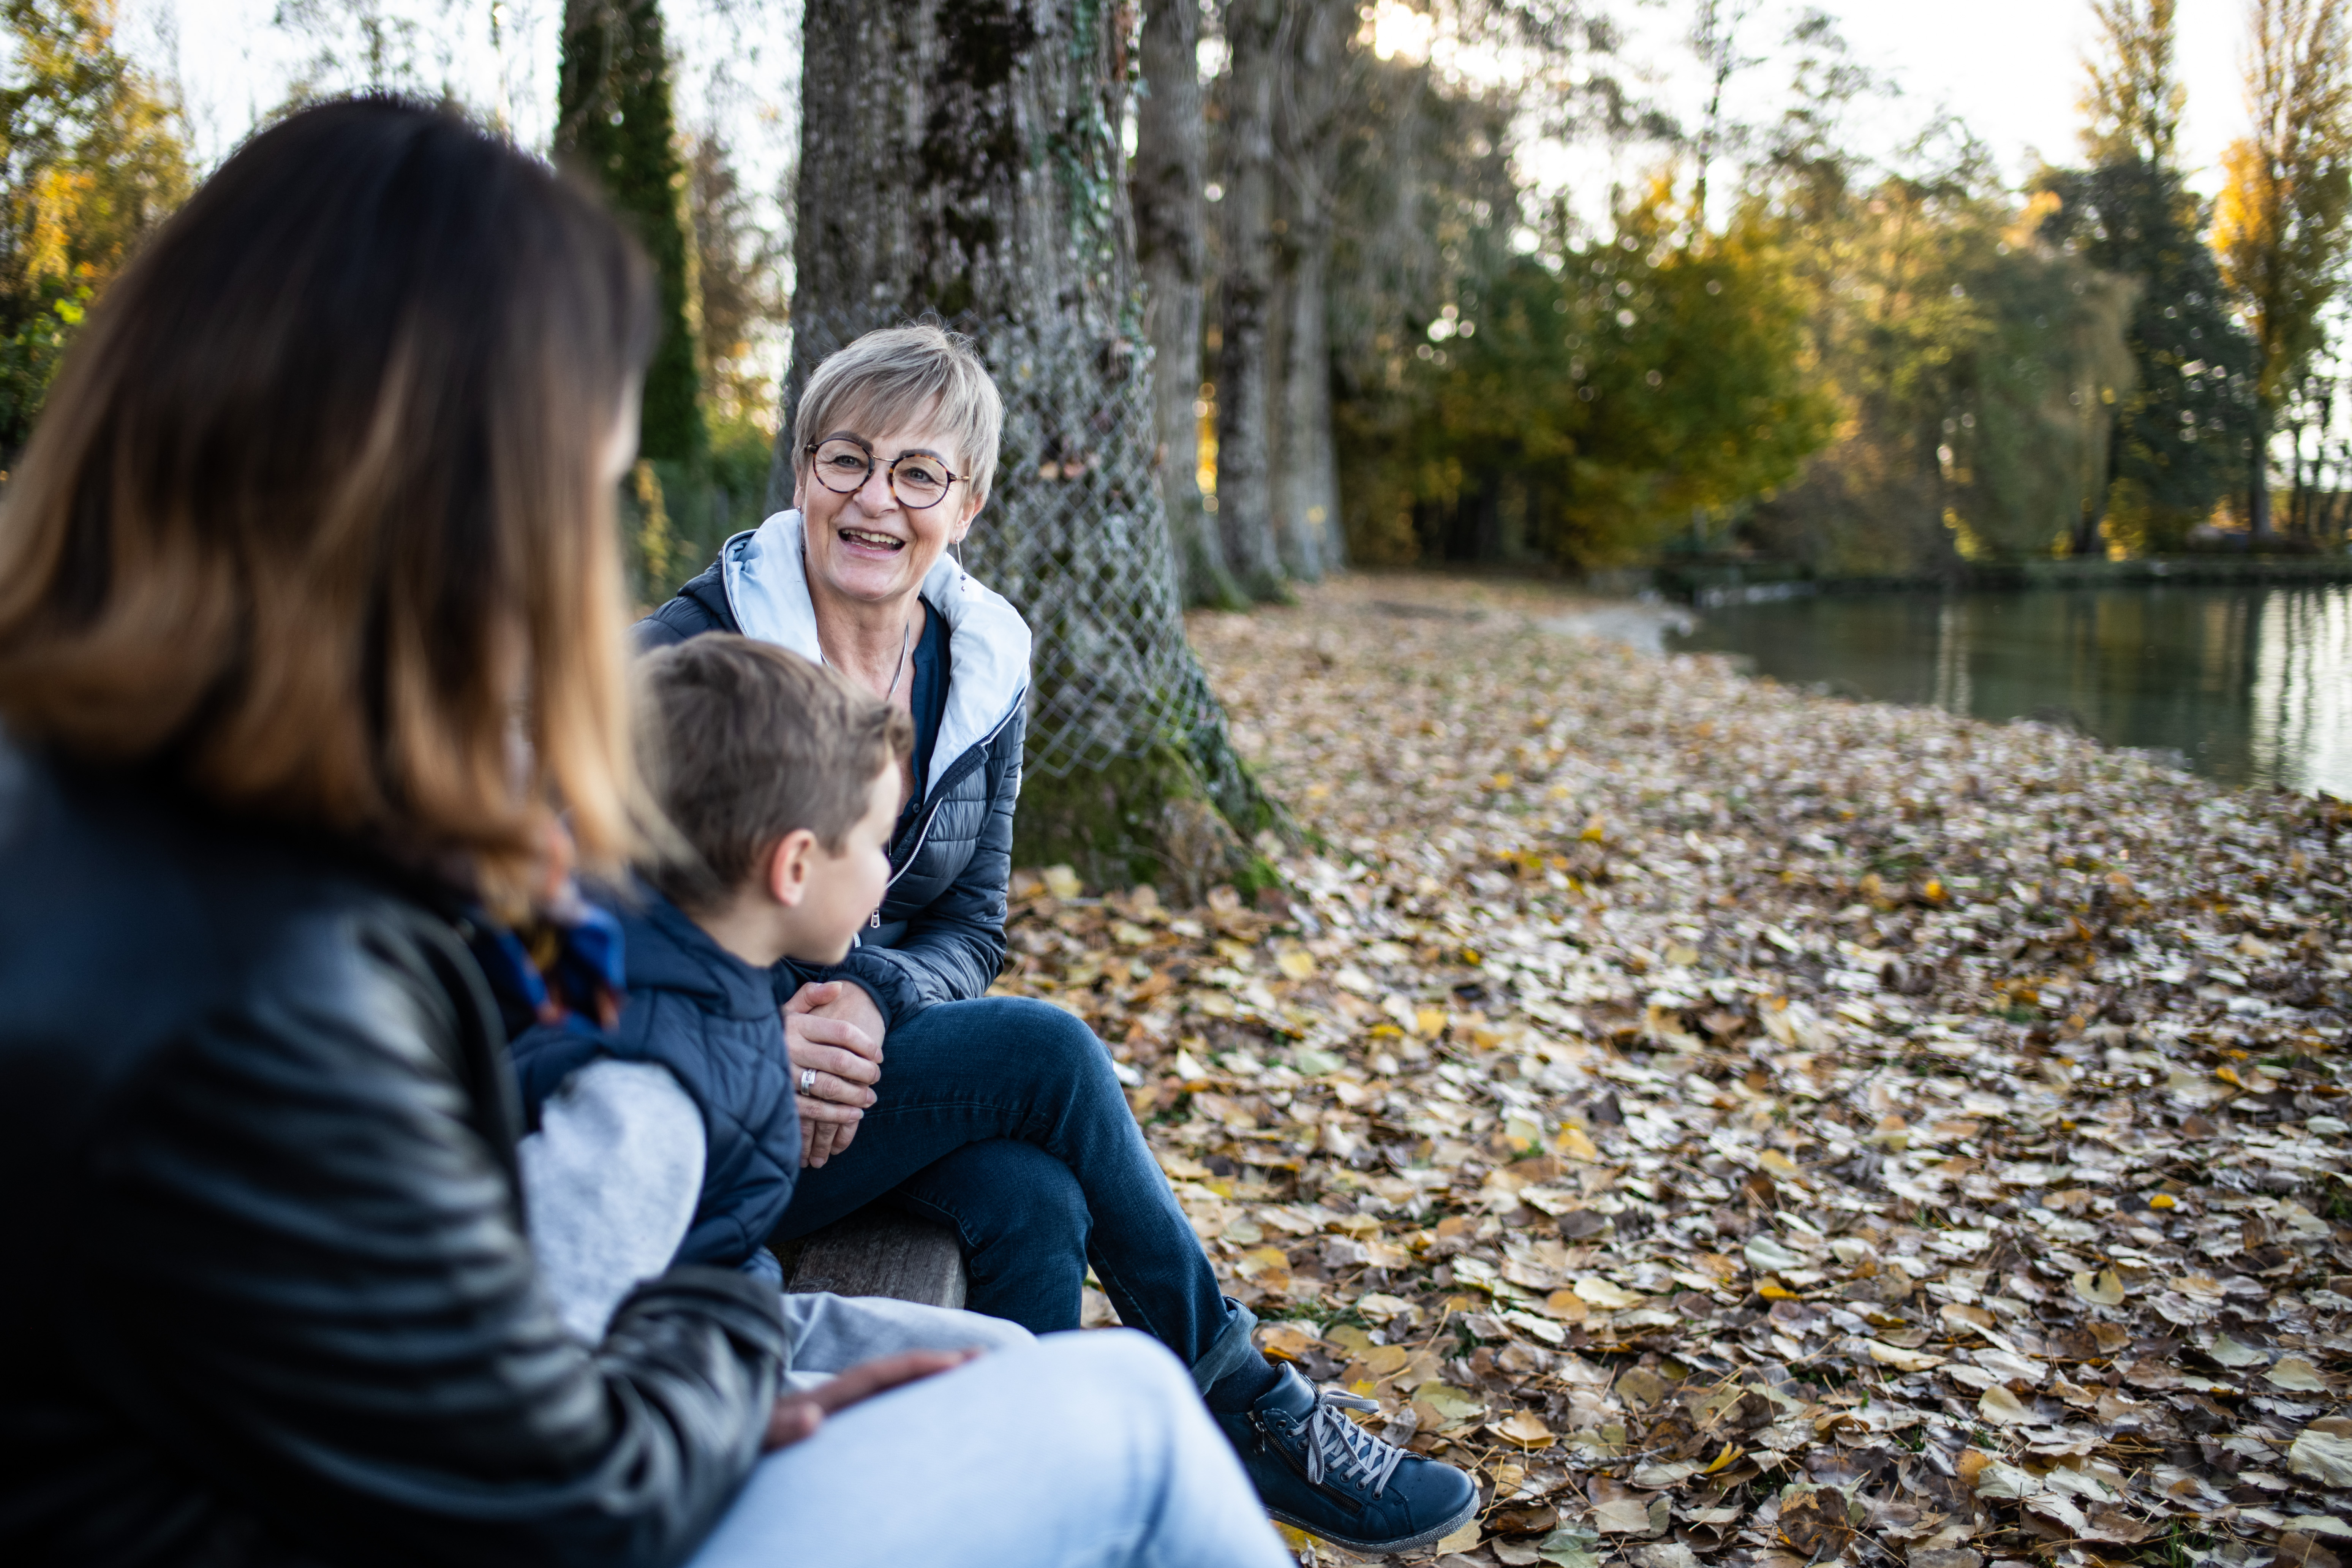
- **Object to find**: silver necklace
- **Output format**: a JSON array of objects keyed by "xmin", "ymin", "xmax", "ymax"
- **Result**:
[{"xmin": 820, "ymin": 615, "xmax": 913, "ymax": 702}]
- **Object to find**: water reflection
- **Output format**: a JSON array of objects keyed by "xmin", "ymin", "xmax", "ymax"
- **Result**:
[{"xmin": 1668, "ymin": 584, "xmax": 2352, "ymax": 797}]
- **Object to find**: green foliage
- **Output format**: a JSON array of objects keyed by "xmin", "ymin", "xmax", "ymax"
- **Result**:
[
  {"xmin": 1747, "ymin": 137, "xmax": 2139, "ymax": 572},
  {"xmin": 0, "ymin": 0, "xmax": 189, "ymax": 459},
  {"xmin": 558, "ymin": 0, "xmax": 703, "ymax": 465},
  {"xmin": 1343, "ymin": 186, "xmax": 1833, "ymax": 570},
  {"xmin": 2037, "ymin": 160, "xmax": 2260, "ymax": 550}
]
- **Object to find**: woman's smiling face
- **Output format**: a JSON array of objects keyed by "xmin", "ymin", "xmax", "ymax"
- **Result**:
[{"xmin": 795, "ymin": 409, "xmax": 980, "ymax": 610}]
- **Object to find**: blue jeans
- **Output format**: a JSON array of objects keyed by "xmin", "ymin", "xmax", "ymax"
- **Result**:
[
  {"xmin": 772, "ymin": 997, "xmax": 1255, "ymax": 1387},
  {"xmin": 687, "ymin": 1331, "xmax": 1291, "ymax": 1568}
]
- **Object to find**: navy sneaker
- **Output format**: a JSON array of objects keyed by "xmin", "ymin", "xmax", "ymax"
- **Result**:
[{"xmin": 1216, "ymin": 1363, "xmax": 1479, "ymax": 1556}]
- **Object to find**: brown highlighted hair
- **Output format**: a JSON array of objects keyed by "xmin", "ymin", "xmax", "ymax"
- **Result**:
[
  {"xmin": 0, "ymin": 99, "xmax": 656, "ymax": 907},
  {"xmin": 634, "ymin": 635, "xmax": 912, "ymax": 914}
]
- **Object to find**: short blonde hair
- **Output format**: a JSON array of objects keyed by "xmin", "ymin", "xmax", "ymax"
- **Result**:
[{"xmin": 792, "ymin": 324, "xmax": 1004, "ymax": 508}]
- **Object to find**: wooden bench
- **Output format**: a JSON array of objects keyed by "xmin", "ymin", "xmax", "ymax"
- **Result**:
[{"xmin": 781, "ymin": 1206, "xmax": 968, "ymax": 1309}]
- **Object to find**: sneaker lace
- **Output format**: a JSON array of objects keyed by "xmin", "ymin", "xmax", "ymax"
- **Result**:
[{"xmin": 1301, "ymin": 1388, "xmax": 1407, "ymax": 1497}]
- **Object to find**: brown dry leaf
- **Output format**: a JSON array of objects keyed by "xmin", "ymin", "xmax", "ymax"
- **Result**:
[
  {"xmin": 1493, "ymin": 1410, "xmax": 1557, "ymax": 1448},
  {"xmin": 1777, "ymin": 1489, "xmax": 1856, "ymax": 1559}
]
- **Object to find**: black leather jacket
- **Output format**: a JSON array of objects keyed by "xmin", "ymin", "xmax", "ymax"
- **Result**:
[{"xmin": 0, "ymin": 743, "xmax": 785, "ymax": 1567}]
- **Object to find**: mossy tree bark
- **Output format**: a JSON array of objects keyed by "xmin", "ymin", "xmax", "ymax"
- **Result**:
[
  {"xmin": 783, "ymin": 0, "xmax": 1283, "ymax": 895},
  {"xmin": 556, "ymin": 0, "xmax": 703, "ymax": 465}
]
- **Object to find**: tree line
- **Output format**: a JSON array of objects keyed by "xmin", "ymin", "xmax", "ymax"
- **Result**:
[{"xmin": 2, "ymin": 0, "xmax": 2348, "ymax": 592}]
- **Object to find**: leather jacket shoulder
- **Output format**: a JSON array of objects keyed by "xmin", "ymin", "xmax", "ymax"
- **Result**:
[{"xmin": 0, "ymin": 743, "xmax": 784, "ymax": 1568}]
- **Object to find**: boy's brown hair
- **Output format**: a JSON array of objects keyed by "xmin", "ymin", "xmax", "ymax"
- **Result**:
[{"xmin": 635, "ymin": 635, "xmax": 913, "ymax": 914}]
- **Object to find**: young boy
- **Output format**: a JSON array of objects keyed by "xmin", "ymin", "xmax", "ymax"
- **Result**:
[{"xmin": 510, "ymin": 634, "xmax": 1031, "ymax": 1380}]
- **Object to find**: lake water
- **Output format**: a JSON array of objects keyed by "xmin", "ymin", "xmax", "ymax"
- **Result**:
[{"xmin": 1666, "ymin": 583, "xmax": 2352, "ymax": 798}]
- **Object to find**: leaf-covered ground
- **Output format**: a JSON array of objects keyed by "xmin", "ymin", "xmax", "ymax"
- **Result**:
[{"xmin": 994, "ymin": 573, "xmax": 2352, "ymax": 1568}]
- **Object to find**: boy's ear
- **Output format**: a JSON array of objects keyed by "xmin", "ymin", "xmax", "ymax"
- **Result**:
[{"xmin": 763, "ymin": 828, "xmax": 820, "ymax": 909}]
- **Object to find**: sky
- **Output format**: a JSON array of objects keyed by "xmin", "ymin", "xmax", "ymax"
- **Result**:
[{"xmin": 132, "ymin": 0, "xmax": 2262, "ymax": 243}]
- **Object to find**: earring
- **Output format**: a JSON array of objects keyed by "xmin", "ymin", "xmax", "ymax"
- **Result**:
[{"xmin": 953, "ymin": 535, "xmax": 969, "ymax": 583}]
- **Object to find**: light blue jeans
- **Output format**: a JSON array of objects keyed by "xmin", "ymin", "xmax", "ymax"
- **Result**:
[{"xmin": 689, "ymin": 1321, "xmax": 1292, "ymax": 1568}]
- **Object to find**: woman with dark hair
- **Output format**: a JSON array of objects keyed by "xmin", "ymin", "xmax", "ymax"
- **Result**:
[{"xmin": 0, "ymin": 98, "xmax": 1287, "ymax": 1568}]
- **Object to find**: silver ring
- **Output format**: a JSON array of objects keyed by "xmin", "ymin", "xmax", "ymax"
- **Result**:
[{"xmin": 800, "ymin": 1068, "xmax": 818, "ymax": 1095}]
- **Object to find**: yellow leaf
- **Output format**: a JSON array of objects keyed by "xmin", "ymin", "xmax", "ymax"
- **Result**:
[
  {"xmin": 1234, "ymin": 1246, "xmax": 1291, "ymax": 1280},
  {"xmin": 1433, "ymin": 1520, "xmax": 1484, "ymax": 1554},
  {"xmin": 1759, "ymin": 1282, "xmax": 1799, "ymax": 1301},
  {"xmin": 1758, "ymin": 1150, "xmax": 1802, "ymax": 1179},
  {"xmin": 1258, "ymin": 1324, "xmax": 1319, "ymax": 1363},
  {"xmin": 2147, "ymin": 1193, "xmax": 2176, "ymax": 1210},
  {"xmin": 1703, "ymin": 1442, "xmax": 1743, "ymax": 1474},
  {"xmin": 1493, "ymin": 1409, "xmax": 1556, "ymax": 1448},
  {"xmin": 1363, "ymin": 1344, "xmax": 1410, "ymax": 1377},
  {"xmin": 1539, "ymin": 1288, "xmax": 1592, "ymax": 1322},
  {"xmin": 1557, "ymin": 1126, "xmax": 1601, "ymax": 1161},
  {"xmin": 1041, "ymin": 864, "xmax": 1082, "ymax": 899},
  {"xmin": 2071, "ymin": 1268, "xmax": 2126, "ymax": 1307},
  {"xmin": 1275, "ymin": 948, "xmax": 1317, "ymax": 980},
  {"xmin": 1413, "ymin": 1005, "xmax": 1448, "ymax": 1038}
]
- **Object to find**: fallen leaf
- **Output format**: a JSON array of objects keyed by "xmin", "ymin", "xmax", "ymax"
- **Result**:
[
  {"xmin": 2267, "ymin": 1357, "xmax": 2332, "ymax": 1393},
  {"xmin": 1432, "ymin": 1518, "xmax": 1484, "ymax": 1554},
  {"xmin": 1573, "ymin": 1276, "xmax": 1643, "ymax": 1309},
  {"xmin": 1977, "ymin": 1385, "xmax": 2033, "ymax": 1426},
  {"xmin": 2071, "ymin": 1268, "xmax": 2127, "ymax": 1307},
  {"xmin": 2208, "ymin": 1333, "xmax": 2268, "ymax": 1367},
  {"xmin": 1778, "ymin": 1488, "xmax": 1856, "ymax": 1558},
  {"xmin": 1494, "ymin": 1410, "xmax": 1557, "ymax": 1448},
  {"xmin": 2291, "ymin": 1429, "xmax": 2352, "ymax": 1489},
  {"xmin": 1869, "ymin": 1339, "xmax": 1946, "ymax": 1372},
  {"xmin": 1257, "ymin": 1323, "xmax": 1318, "ymax": 1362}
]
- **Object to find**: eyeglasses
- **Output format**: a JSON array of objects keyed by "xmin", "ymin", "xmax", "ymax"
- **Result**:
[{"xmin": 803, "ymin": 435, "xmax": 966, "ymax": 511}]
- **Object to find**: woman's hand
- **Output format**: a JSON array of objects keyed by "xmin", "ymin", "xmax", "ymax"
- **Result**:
[
  {"xmin": 785, "ymin": 980, "xmax": 888, "ymax": 1168},
  {"xmin": 762, "ymin": 1348, "xmax": 979, "ymax": 1450}
]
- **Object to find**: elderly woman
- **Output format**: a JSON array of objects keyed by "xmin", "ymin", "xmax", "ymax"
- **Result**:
[
  {"xmin": 639, "ymin": 326, "xmax": 1473, "ymax": 1557},
  {"xmin": 0, "ymin": 105, "xmax": 1288, "ymax": 1568}
]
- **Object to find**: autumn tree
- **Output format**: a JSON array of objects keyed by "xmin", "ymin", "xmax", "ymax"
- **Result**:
[
  {"xmin": 0, "ymin": 0, "xmax": 188, "ymax": 459},
  {"xmin": 2214, "ymin": 0, "xmax": 2352, "ymax": 541},
  {"xmin": 557, "ymin": 0, "xmax": 703, "ymax": 466},
  {"xmin": 785, "ymin": 0, "xmax": 1277, "ymax": 888},
  {"xmin": 2034, "ymin": 0, "xmax": 2259, "ymax": 553}
]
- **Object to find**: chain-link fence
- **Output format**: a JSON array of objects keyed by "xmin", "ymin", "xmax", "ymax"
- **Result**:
[{"xmin": 778, "ymin": 311, "xmax": 1265, "ymax": 833}]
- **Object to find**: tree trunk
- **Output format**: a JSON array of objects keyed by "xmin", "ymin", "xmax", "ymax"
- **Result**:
[
  {"xmin": 2250, "ymin": 407, "xmax": 2273, "ymax": 542},
  {"xmin": 557, "ymin": 0, "xmax": 703, "ymax": 465},
  {"xmin": 1211, "ymin": 0, "xmax": 1287, "ymax": 599},
  {"xmin": 1272, "ymin": 0, "xmax": 1348, "ymax": 577},
  {"xmin": 783, "ymin": 0, "xmax": 1281, "ymax": 892},
  {"xmin": 1135, "ymin": 0, "xmax": 1242, "ymax": 609}
]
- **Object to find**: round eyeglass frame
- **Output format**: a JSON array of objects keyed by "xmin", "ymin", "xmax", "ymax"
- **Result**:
[{"xmin": 802, "ymin": 434, "xmax": 966, "ymax": 512}]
